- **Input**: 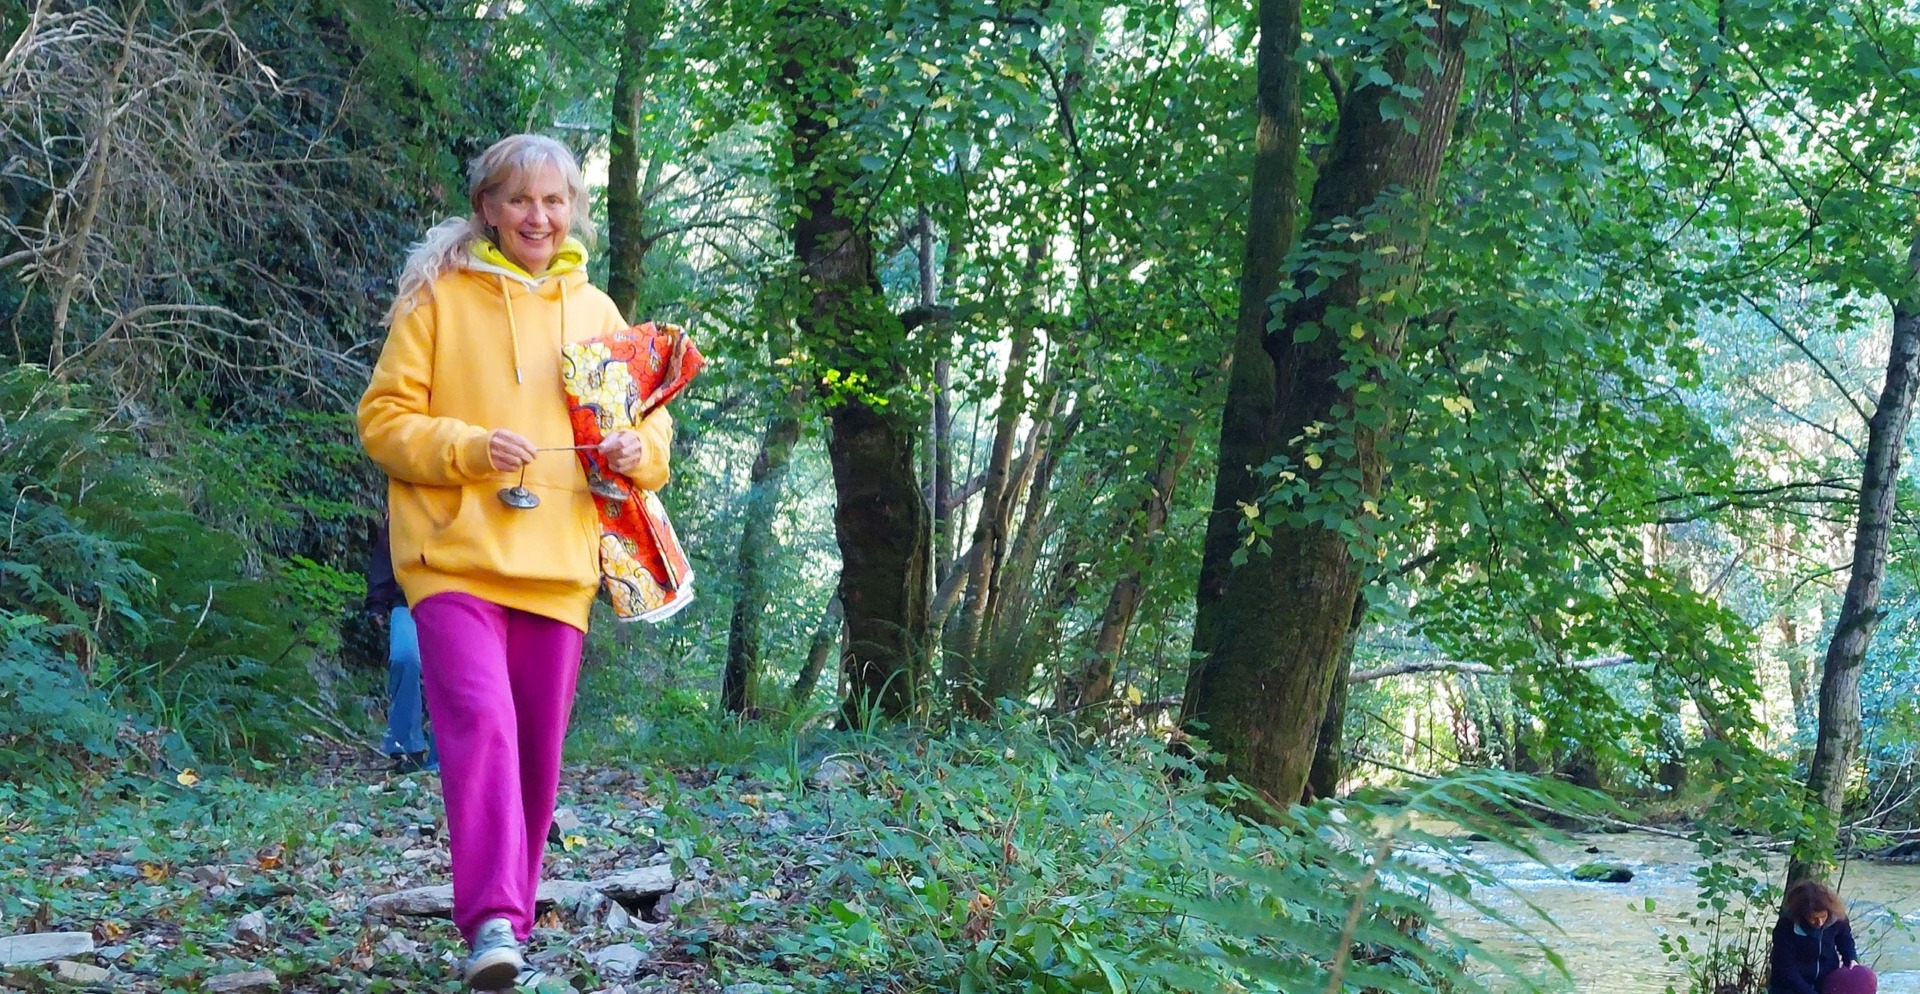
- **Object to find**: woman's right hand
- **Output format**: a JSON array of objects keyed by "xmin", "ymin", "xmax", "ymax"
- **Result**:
[{"xmin": 488, "ymin": 429, "xmax": 538, "ymax": 471}]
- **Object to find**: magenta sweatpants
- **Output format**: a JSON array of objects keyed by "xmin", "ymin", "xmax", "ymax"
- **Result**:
[{"xmin": 413, "ymin": 592, "xmax": 585, "ymax": 944}]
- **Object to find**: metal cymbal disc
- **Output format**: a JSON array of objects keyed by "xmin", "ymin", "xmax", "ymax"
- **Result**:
[
  {"xmin": 588, "ymin": 473, "xmax": 629, "ymax": 503},
  {"xmin": 497, "ymin": 485, "xmax": 541, "ymax": 509}
]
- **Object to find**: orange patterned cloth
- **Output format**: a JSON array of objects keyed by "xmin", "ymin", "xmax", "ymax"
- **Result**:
[{"xmin": 560, "ymin": 322, "xmax": 705, "ymax": 623}]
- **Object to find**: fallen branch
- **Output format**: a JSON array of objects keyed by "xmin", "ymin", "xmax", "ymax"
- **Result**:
[
  {"xmin": 1348, "ymin": 653, "xmax": 1634, "ymax": 684},
  {"xmin": 292, "ymin": 696, "xmax": 385, "ymax": 759}
]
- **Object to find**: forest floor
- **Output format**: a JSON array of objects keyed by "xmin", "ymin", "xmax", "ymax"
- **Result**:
[
  {"xmin": 2, "ymin": 720, "xmax": 1656, "ymax": 994},
  {"xmin": 0, "ymin": 739, "xmax": 884, "ymax": 994}
]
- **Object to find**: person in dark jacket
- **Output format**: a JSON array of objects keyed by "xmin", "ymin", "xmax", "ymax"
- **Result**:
[
  {"xmin": 1769, "ymin": 879, "xmax": 1857, "ymax": 994},
  {"xmin": 369, "ymin": 518, "xmax": 436, "ymax": 773}
]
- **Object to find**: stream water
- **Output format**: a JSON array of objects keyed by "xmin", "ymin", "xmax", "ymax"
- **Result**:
[{"xmin": 1424, "ymin": 828, "xmax": 1920, "ymax": 993}]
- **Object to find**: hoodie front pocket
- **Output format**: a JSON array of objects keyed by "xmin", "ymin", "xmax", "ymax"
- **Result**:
[{"xmin": 421, "ymin": 482, "xmax": 598, "ymax": 588}]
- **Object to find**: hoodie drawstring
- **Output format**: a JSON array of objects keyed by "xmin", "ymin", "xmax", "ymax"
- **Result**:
[
  {"xmin": 500, "ymin": 274, "xmax": 524, "ymax": 385},
  {"xmin": 498, "ymin": 272, "xmax": 568, "ymax": 387}
]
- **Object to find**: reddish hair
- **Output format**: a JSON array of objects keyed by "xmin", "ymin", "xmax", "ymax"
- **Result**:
[{"xmin": 1781, "ymin": 879, "xmax": 1848, "ymax": 925}]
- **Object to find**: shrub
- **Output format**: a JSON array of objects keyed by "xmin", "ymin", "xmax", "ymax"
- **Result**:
[{"xmin": 0, "ymin": 365, "xmax": 324, "ymax": 776}]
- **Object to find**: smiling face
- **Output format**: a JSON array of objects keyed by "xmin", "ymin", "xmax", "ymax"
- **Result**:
[{"xmin": 481, "ymin": 162, "xmax": 572, "ymax": 276}]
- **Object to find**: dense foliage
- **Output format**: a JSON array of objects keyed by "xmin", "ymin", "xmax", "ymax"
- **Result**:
[{"xmin": 9, "ymin": 0, "xmax": 1920, "ymax": 990}]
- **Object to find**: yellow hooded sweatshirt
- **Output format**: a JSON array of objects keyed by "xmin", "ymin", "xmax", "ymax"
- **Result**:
[{"xmin": 358, "ymin": 238, "xmax": 673, "ymax": 631}]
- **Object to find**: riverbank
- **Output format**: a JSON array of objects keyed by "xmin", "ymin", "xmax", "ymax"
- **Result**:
[{"xmin": 1424, "ymin": 823, "xmax": 1920, "ymax": 994}]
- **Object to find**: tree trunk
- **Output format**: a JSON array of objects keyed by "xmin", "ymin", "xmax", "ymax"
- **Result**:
[
  {"xmin": 1655, "ymin": 683, "xmax": 1689, "ymax": 792},
  {"xmin": 606, "ymin": 0, "xmax": 664, "ymax": 319},
  {"xmin": 947, "ymin": 321, "xmax": 1033, "ymax": 715},
  {"xmin": 1305, "ymin": 600, "xmax": 1366, "ymax": 802},
  {"xmin": 1184, "ymin": 0, "xmax": 1475, "ymax": 808},
  {"xmin": 774, "ymin": 8, "xmax": 932, "ymax": 727},
  {"xmin": 982, "ymin": 396, "xmax": 1079, "ymax": 700},
  {"xmin": 1779, "ymin": 612, "xmax": 1817, "ymax": 768},
  {"xmin": 1064, "ymin": 422, "xmax": 1199, "ymax": 712},
  {"xmin": 929, "ymin": 210, "xmax": 956, "ymax": 582},
  {"xmin": 1788, "ymin": 230, "xmax": 1920, "ymax": 885},
  {"xmin": 721, "ymin": 390, "xmax": 805, "ymax": 714},
  {"xmin": 791, "ymin": 595, "xmax": 844, "ymax": 708},
  {"xmin": 48, "ymin": 1, "xmax": 140, "ymax": 370}
]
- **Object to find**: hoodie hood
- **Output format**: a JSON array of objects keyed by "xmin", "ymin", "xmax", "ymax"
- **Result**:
[
  {"xmin": 467, "ymin": 236, "xmax": 589, "ymax": 287},
  {"xmin": 459, "ymin": 236, "xmax": 593, "ymax": 385}
]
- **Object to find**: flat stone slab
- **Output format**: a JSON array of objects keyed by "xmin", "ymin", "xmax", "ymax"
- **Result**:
[
  {"xmin": 368, "ymin": 865, "xmax": 676, "ymax": 917},
  {"xmin": 50, "ymin": 960, "xmax": 112, "ymax": 984},
  {"xmin": 0, "ymin": 932, "xmax": 95, "ymax": 966},
  {"xmin": 203, "ymin": 970, "xmax": 279, "ymax": 992}
]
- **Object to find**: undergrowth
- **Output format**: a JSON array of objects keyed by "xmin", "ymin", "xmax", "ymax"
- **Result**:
[
  {"xmin": 0, "ymin": 364, "xmax": 348, "ymax": 777},
  {"xmin": 1, "ymin": 710, "xmax": 1594, "ymax": 994}
]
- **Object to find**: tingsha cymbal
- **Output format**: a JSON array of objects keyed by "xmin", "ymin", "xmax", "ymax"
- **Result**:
[
  {"xmin": 587, "ymin": 470, "xmax": 629, "ymax": 503},
  {"xmin": 498, "ymin": 484, "xmax": 540, "ymax": 509}
]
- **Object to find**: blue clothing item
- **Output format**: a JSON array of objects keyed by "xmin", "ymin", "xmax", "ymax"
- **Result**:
[
  {"xmin": 1769, "ymin": 916, "xmax": 1857, "ymax": 994},
  {"xmin": 382, "ymin": 605, "xmax": 437, "ymax": 766}
]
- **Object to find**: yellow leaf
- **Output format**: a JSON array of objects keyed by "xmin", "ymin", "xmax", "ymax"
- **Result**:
[
  {"xmin": 1305, "ymin": 454, "xmax": 1323, "ymax": 470},
  {"xmin": 1239, "ymin": 501, "xmax": 1259, "ymax": 518},
  {"xmin": 176, "ymin": 769, "xmax": 200, "ymax": 787},
  {"xmin": 563, "ymin": 835, "xmax": 586, "ymax": 852},
  {"xmin": 1349, "ymin": 323, "xmax": 1366, "ymax": 339},
  {"xmin": 1363, "ymin": 500, "xmax": 1379, "ymax": 516}
]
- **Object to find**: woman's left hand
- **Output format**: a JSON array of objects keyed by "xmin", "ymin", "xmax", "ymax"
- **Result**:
[{"xmin": 599, "ymin": 430, "xmax": 650, "ymax": 476}]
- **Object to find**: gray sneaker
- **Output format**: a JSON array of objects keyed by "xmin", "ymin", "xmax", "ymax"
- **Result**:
[{"xmin": 462, "ymin": 918, "xmax": 525, "ymax": 990}]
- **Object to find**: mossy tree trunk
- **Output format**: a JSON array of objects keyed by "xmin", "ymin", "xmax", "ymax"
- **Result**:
[
  {"xmin": 773, "ymin": 4, "xmax": 932, "ymax": 727},
  {"xmin": 1184, "ymin": 0, "xmax": 1475, "ymax": 808},
  {"xmin": 790, "ymin": 595, "xmax": 843, "ymax": 708},
  {"xmin": 606, "ymin": 0, "xmax": 664, "ymax": 320},
  {"xmin": 1305, "ymin": 600, "xmax": 1365, "ymax": 802},
  {"xmin": 721, "ymin": 387, "xmax": 805, "ymax": 714}
]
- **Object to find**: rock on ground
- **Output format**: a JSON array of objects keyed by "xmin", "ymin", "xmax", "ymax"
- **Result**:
[
  {"xmin": 548, "ymin": 806, "xmax": 586, "ymax": 844},
  {"xmin": 589, "ymin": 943, "xmax": 649, "ymax": 978},
  {"xmin": 231, "ymin": 910, "xmax": 269, "ymax": 945},
  {"xmin": 1570, "ymin": 862, "xmax": 1634, "ymax": 883},
  {"xmin": 0, "ymin": 932, "xmax": 95, "ymax": 966},
  {"xmin": 202, "ymin": 970, "xmax": 280, "ymax": 993},
  {"xmin": 809, "ymin": 757, "xmax": 862, "ymax": 790},
  {"xmin": 367, "ymin": 865, "xmax": 676, "ymax": 917},
  {"xmin": 49, "ymin": 960, "xmax": 112, "ymax": 984}
]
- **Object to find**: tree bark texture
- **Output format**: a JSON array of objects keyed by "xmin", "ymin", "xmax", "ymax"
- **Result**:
[
  {"xmin": 774, "ymin": 8, "xmax": 932, "ymax": 726},
  {"xmin": 791, "ymin": 595, "xmax": 844, "ymax": 707},
  {"xmin": 606, "ymin": 0, "xmax": 664, "ymax": 319},
  {"xmin": 721, "ymin": 391, "xmax": 804, "ymax": 714},
  {"xmin": 1305, "ymin": 600, "xmax": 1365, "ymax": 802},
  {"xmin": 928, "ymin": 210, "xmax": 956, "ymax": 581},
  {"xmin": 1788, "ymin": 231, "xmax": 1920, "ymax": 885},
  {"xmin": 947, "ymin": 322, "xmax": 1034, "ymax": 715},
  {"xmin": 983, "ymin": 396, "xmax": 1079, "ymax": 700},
  {"xmin": 1184, "ymin": 0, "xmax": 1474, "ymax": 809},
  {"xmin": 1065, "ymin": 422, "xmax": 1199, "ymax": 712}
]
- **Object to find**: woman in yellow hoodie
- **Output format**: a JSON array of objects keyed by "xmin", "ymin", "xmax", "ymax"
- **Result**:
[{"xmin": 358, "ymin": 134, "xmax": 671, "ymax": 991}]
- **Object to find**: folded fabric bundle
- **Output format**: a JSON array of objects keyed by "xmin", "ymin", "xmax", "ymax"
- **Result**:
[{"xmin": 560, "ymin": 322, "xmax": 705, "ymax": 623}]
